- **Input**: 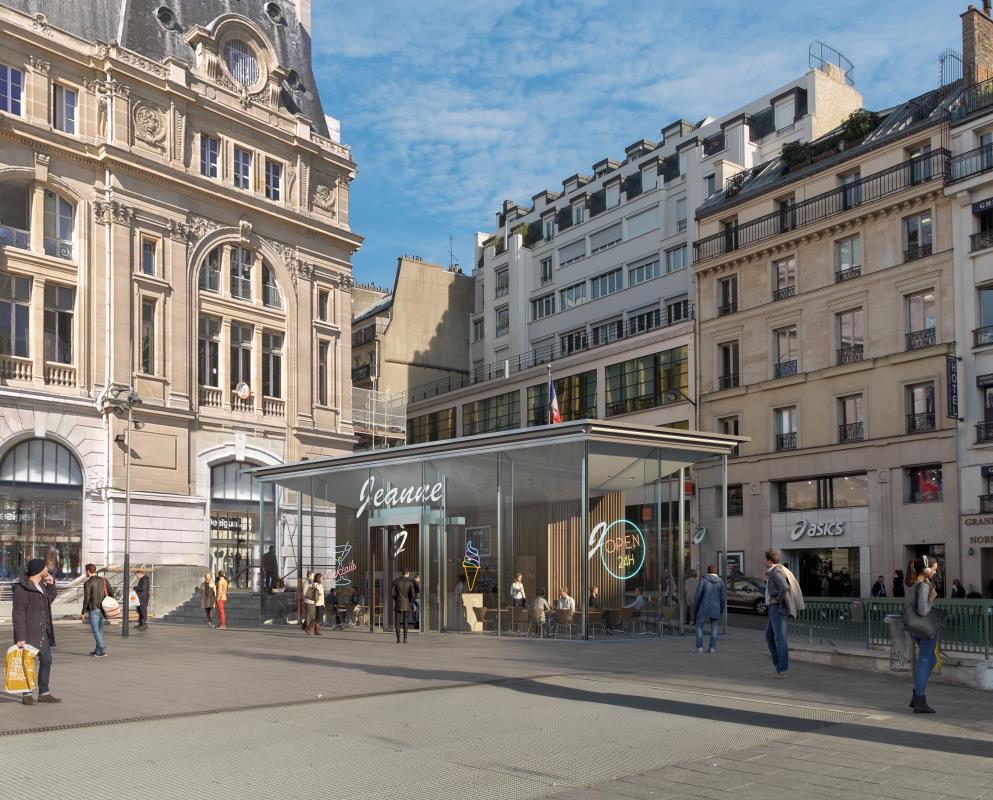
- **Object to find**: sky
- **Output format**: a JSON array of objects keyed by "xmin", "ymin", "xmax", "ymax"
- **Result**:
[{"xmin": 311, "ymin": 0, "xmax": 961, "ymax": 289}]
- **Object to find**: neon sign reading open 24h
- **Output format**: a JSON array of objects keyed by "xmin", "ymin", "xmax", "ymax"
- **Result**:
[{"xmin": 587, "ymin": 520, "xmax": 646, "ymax": 580}]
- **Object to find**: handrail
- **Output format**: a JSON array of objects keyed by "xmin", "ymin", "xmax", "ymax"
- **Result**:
[
  {"xmin": 401, "ymin": 304, "xmax": 694, "ymax": 405},
  {"xmin": 693, "ymin": 149, "xmax": 948, "ymax": 262}
]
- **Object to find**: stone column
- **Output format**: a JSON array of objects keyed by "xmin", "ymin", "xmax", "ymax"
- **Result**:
[
  {"xmin": 253, "ymin": 324, "xmax": 263, "ymax": 414},
  {"xmin": 30, "ymin": 276, "xmax": 46, "ymax": 386},
  {"xmin": 220, "ymin": 318, "xmax": 232, "ymax": 411},
  {"xmin": 30, "ymin": 183, "xmax": 44, "ymax": 255}
]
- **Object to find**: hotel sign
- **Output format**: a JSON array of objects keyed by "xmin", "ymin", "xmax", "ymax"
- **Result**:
[
  {"xmin": 947, "ymin": 355, "xmax": 959, "ymax": 420},
  {"xmin": 973, "ymin": 197, "xmax": 993, "ymax": 214}
]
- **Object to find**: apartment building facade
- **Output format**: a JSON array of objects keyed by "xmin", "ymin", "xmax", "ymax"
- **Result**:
[
  {"xmin": 693, "ymin": 80, "xmax": 961, "ymax": 595},
  {"xmin": 0, "ymin": 0, "xmax": 359, "ymax": 586},
  {"xmin": 404, "ymin": 63, "xmax": 862, "ymax": 456}
]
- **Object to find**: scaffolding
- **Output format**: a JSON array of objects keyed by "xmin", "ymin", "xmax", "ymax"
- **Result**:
[{"xmin": 351, "ymin": 387, "xmax": 406, "ymax": 449}]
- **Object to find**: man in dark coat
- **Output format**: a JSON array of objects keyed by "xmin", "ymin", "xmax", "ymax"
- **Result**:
[
  {"xmin": 391, "ymin": 569, "xmax": 417, "ymax": 644},
  {"xmin": 12, "ymin": 558, "xmax": 61, "ymax": 706},
  {"xmin": 134, "ymin": 568, "xmax": 151, "ymax": 629},
  {"xmin": 262, "ymin": 546, "xmax": 278, "ymax": 594}
]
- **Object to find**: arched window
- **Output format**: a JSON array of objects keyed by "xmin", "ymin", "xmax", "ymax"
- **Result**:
[
  {"xmin": 0, "ymin": 438, "xmax": 83, "ymax": 582},
  {"xmin": 43, "ymin": 190, "xmax": 74, "ymax": 260},
  {"xmin": 262, "ymin": 264, "xmax": 282, "ymax": 309},
  {"xmin": 210, "ymin": 461, "xmax": 274, "ymax": 502},
  {"xmin": 208, "ymin": 460, "xmax": 275, "ymax": 588},
  {"xmin": 0, "ymin": 438, "xmax": 82, "ymax": 486},
  {"xmin": 223, "ymin": 41, "xmax": 260, "ymax": 87},
  {"xmin": 199, "ymin": 246, "xmax": 221, "ymax": 292}
]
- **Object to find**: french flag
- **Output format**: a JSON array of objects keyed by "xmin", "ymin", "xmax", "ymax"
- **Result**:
[{"xmin": 548, "ymin": 367, "xmax": 561, "ymax": 424}]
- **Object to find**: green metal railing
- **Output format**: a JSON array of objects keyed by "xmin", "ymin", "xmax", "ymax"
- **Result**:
[{"xmin": 797, "ymin": 598, "xmax": 993, "ymax": 658}]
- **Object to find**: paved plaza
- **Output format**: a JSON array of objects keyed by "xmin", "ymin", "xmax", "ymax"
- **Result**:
[{"xmin": 3, "ymin": 623, "xmax": 993, "ymax": 799}]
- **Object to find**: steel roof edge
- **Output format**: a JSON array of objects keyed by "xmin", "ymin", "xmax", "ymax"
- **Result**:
[{"xmin": 250, "ymin": 420, "xmax": 747, "ymax": 482}]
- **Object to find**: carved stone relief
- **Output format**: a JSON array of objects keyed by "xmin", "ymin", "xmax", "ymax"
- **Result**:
[
  {"xmin": 94, "ymin": 201, "xmax": 135, "ymax": 225},
  {"xmin": 133, "ymin": 102, "xmax": 167, "ymax": 148}
]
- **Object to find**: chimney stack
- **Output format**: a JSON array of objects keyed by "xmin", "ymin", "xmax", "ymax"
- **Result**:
[{"xmin": 963, "ymin": 4, "xmax": 993, "ymax": 86}]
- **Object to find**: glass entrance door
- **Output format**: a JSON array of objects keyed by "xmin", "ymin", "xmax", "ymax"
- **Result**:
[{"xmin": 373, "ymin": 524, "xmax": 421, "ymax": 634}]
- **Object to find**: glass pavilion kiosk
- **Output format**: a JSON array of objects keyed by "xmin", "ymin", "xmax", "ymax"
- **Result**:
[{"xmin": 252, "ymin": 420, "xmax": 741, "ymax": 638}]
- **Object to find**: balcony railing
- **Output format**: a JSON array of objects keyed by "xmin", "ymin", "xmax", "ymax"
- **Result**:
[
  {"xmin": 402, "ymin": 305, "xmax": 696, "ymax": 404},
  {"xmin": 972, "ymin": 230, "xmax": 993, "ymax": 252},
  {"xmin": 43, "ymin": 237, "xmax": 73, "ymax": 260},
  {"xmin": 772, "ymin": 285, "xmax": 796, "ymax": 301},
  {"xmin": 0, "ymin": 355, "xmax": 32, "ymax": 382},
  {"xmin": 904, "ymin": 243, "xmax": 933, "ymax": 262},
  {"xmin": 702, "ymin": 133, "xmax": 726, "ymax": 157},
  {"xmin": 44, "ymin": 363, "xmax": 75, "ymax": 387},
  {"xmin": 232, "ymin": 395, "xmax": 253, "ymax": 413},
  {"xmin": 693, "ymin": 149, "xmax": 948, "ymax": 262},
  {"xmin": 836, "ymin": 345, "xmax": 864, "ymax": 365},
  {"xmin": 839, "ymin": 422, "xmax": 864, "ymax": 443},
  {"xmin": 352, "ymin": 363, "xmax": 372, "ymax": 382},
  {"xmin": 982, "ymin": 494, "xmax": 993, "ymax": 514},
  {"xmin": 774, "ymin": 360, "xmax": 797, "ymax": 379},
  {"xmin": 717, "ymin": 303, "xmax": 737, "ymax": 316},
  {"xmin": 975, "ymin": 325, "xmax": 993, "ymax": 347},
  {"xmin": 949, "ymin": 77, "xmax": 993, "ymax": 124},
  {"xmin": 262, "ymin": 397, "xmax": 285, "ymax": 418},
  {"xmin": 905, "ymin": 328, "xmax": 936, "ymax": 351},
  {"xmin": 718, "ymin": 373, "xmax": 739, "ymax": 391},
  {"xmin": 836, "ymin": 265, "xmax": 861, "ymax": 283},
  {"xmin": 907, "ymin": 412, "xmax": 936, "ymax": 434},
  {"xmin": 0, "ymin": 224, "xmax": 30, "ymax": 250},
  {"xmin": 976, "ymin": 422, "xmax": 993, "ymax": 444},
  {"xmin": 949, "ymin": 143, "xmax": 993, "ymax": 182},
  {"xmin": 775, "ymin": 432, "xmax": 798, "ymax": 451},
  {"xmin": 198, "ymin": 385, "xmax": 222, "ymax": 409}
]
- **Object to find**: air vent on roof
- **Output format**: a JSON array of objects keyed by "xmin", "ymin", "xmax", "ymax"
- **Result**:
[
  {"xmin": 155, "ymin": 5, "xmax": 177, "ymax": 30},
  {"xmin": 285, "ymin": 69, "xmax": 301, "ymax": 90},
  {"xmin": 264, "ymin": 2, "xmax": 285, "ymax": 23}
]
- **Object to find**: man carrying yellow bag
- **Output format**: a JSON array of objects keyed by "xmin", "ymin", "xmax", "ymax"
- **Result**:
[
  {"xmin": 4, "ymin": 643, "xmax": 38, "ymax": 694},
  {"xmin": 9, "ymin": 559, "xmax": 61, "ymax": 706}
]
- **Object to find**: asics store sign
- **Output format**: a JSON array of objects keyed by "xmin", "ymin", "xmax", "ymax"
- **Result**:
[{"xmin": 790, "ymin": 520, "xmax": 845, "ymax": 541}]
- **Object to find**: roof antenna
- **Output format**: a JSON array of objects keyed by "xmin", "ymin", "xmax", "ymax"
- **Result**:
[{"xmin": 446, "ymin": 233, "xmax": 461, "ymax": 273}]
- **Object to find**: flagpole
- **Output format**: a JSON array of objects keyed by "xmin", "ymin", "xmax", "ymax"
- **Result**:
[{"xmin": 547, "ymin": 364, "xmax": 552, "ymax": 426}]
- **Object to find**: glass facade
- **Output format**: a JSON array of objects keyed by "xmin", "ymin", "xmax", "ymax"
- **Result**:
[
  {"xmin": 256, "ymin": 422, "xmax": 736, "ymax": 639},
  {"xmin": 462, "ymin": 391, "xmax": 519, "ymax": 436},
  {"xmin": 209, "ymin": 461, "xmax": 275, "ymax": 589},
  {"xmin": 407, "ymin": 408, "xmax": 457, "ymax": 444},
  {"xmin": 604, "ymin": 345, "xmax": 688, "ymax": 417},
  {"xmin": 526, "ymin": 370, "xmax": 596, "ymax": 425}
]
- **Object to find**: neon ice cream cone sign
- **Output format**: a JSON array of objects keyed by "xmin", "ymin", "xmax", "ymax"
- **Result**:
[{"xmin": 462, "ymin": 540, "xmax": 481, "ymax": 592}]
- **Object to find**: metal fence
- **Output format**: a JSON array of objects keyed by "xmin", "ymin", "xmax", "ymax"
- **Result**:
[{"xmin": 796, "ymin": 598, "xmax": 993, "ymax": 658}]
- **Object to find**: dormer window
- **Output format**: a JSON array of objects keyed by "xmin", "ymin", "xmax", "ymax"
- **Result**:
[{"xmin": 224, "ymin": 41, "xmax": 260, "ymax": 87}]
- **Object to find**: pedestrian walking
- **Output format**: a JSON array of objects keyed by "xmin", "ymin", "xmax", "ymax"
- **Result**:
[
  {"xmin": 262, "ymin": 545, "xmax": 277, "ymax": 594},
  {"xmin": 693, "ymin": 564, "xmax": 725, "ymax": 654},
  {"xmin": 200, "ymin": 573, "xmax": 216, "ymax": 627},
  {"xmin": 905, "ymin": 555, "xmax": 945, "ymax": 713},
  {"xmin": 302, "ymin": 571, "xmax": 315, "ymax": 632},
  {"xmin": 215, "ymin": 570, "xmax": 228, "ymax": 629},
  {"xmin": 510, "ymin": 573, "xmax": 527, "ymax": 608},
  {"xmin": 764, "ymin": 549, "xmax": 804, "ymax": 678},
  {"xmin": 81, "ymin": 563, "xmax": 114, "ymax": 657},
  {"xmin": 683, "ymin": 570, "xmax": 699, "ymax": 624},
  {"xmin": 871, "ymin": 575, "xmax": 887, "ymax": 598},
  {"xmin": 306, "ymin": 573, "xmax": 325, "ymax": 635},
  {"xmin": 11, "ymin": 559, "xmax": 61, "ymax": 706},
  {"xmin": 134, "ymin": 568, "xmax": 150, "ymax": 629},
  {"xmin": 893, "ymin": 570, "xmax": 906, "ymax": 598},
  {"xmin": 391, "ymin": 568, "xmax": 417, "ymax": 643}
]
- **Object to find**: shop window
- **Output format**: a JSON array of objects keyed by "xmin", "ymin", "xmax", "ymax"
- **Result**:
[
  {"xmin": 907, "ymin": 465, "xmax": 942, "ymax": 503},
  {"xmin": 777, "ymin": 474, "xmax": 867, "ymax": 511}
]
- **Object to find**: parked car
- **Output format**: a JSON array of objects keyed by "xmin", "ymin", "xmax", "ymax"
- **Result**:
[{"xmin": 727, "ymin": 576, "xmax": 768, "ymax": 615}]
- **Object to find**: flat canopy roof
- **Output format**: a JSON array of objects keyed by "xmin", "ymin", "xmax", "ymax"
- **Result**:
[{"xmin": 252, "ymin": 420, "xmax": 745, "ymax": 497}]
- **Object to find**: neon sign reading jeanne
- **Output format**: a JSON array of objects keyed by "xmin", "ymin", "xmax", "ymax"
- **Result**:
[
  {"xmin": 356, "ymin": 475, "xmax": 444, "ymax": 517},
  {"xmin": 587, "ymin": 520, "xmax": 646, "ymax": 580}
]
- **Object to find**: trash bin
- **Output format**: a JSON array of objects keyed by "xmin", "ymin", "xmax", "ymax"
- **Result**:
[{"xmin": 886, "ymin": 614, "xmax": 912, "ymax": 672}]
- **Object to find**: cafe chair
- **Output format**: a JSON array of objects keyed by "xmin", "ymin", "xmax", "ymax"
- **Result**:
[
  {"xmin": 551, "ymin": 609, "xmax": 578, "ymax": 639},
  {"xmin": 587, "ymin": 608, "xmax": 607, "ymax": 639}
]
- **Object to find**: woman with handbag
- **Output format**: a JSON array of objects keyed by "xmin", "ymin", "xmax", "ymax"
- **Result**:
[
  {"xmin": 200, "ymin": 573, "xmax": 217, "ymax": 627},
  {"xmin": 904, "ymin": 555, "xmax": 943, "ymax": 714},
  {"xmin": 306, "ymin": 572, "xmax": 325, "ymax": 635}
]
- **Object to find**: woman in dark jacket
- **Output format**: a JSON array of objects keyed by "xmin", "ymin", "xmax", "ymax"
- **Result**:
[
  {"xmin": 892, "ymin": 570, "xmax": 906, "ymax": 598},
  {"xmin": 200, "ymin": 573, "xmax": 217, "ymax": 627}
]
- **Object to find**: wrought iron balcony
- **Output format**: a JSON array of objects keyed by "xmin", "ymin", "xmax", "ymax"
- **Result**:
[
  {"xmin": 950, "ymin": 143, "xmax": 993, "ymax": 183},
  {"xmin": 904, "ymin": 243, "xmax": 933, "ymax": 263},
  {"xmin": 774, "ymin": 360, "xmax": 797, "ymax": 379},
  {"xmin": 907, "ymin": 412, "xmax": 936, "ymax": 434},
  {"xmin": 837, "ymin": 345, "xmax": 864, "ymax": 365},
  {"xmin": 775, "ymin": 432, "xmax": 798, "ymax": 451},
  {"xmin": 838, "ymin": 422, "xmax": 864, "ymax": 443},
  {"xmin": 975, "ymin": 325, "xmax": 993, "ymax": 348},
  {"xmin": 0, "ymin": 224, "xmax": 30, "ymax": 250},
  {"xmin": 44, "ymin": 237, "xmax": 73, "ymax": 260},
  {"xmin": 702, "ymin": 133, "xmax": 726, "ymax": 157},
  {"xmin": 836, "ymin": 265, "xmax": 861, "ymax": 283},
  {"xmin": 981, "ymin": 494, "xmax": 993, "ymax": 514},
  {"xmin": 772, "ymin": 285, "xmax": 796, "ymax": 301},
  {"xmin": 693, "ymin": 149, "xmax": 948, "ymax": 262},
  {"xmin": 718, "ymin": 373, "xmax": 739, "ymax": 391},
  {"xmin": 717, "ymin": 303, "xmax": 738, "ymax": 316},
  {"xmin": 971, "ymin": 230, "xmax": 993, "ymax": 252},
  {"xmin": 905, "ymin": 328, "xmax": 936, "ymax": 351},
  {"xmin": 949, "ymin": 77, "xmax": 993, "ymax": 124},
  {"xmin": 351, "ymin": 363, "xmax": 373, "ymax": 382},
  {"xmin": 976, "ymin": 422, "xmax": 993, "ymax": 444}
]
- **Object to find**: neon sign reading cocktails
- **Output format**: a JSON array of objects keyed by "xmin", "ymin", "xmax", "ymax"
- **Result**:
[
  {"xmin": 587, "ymin": 520, "xmax": 646, "ymax": 580},
  {"xmin": 331, "ymin": 542, "xmax": 356, "ymax": 588},
  {"xmin": 356, "ymin": 475, "xmax": 444, "ymax": 517}
]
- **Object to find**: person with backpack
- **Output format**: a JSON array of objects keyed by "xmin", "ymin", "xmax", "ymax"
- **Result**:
[
  {"xmin": 764, "ymin": 548, "xmax": 804, "ymax": 678},
  {"xmin": 81, "ymin": 563, "xmax": 115, "ymax": 657}
]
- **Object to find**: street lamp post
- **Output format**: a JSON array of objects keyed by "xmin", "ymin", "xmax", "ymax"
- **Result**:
[{"xmin": 105, "ymin": 385, "xmax": 142, "ymax": 638}]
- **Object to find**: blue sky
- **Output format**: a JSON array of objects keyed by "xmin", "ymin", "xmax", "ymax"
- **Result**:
[{"xmin": 311, "ymin": 0, "xmax": 960, "ymax": 289}]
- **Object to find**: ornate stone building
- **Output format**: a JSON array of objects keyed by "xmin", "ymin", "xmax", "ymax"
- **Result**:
[{"xmin": 0, "ymin": 0, "xmax": 360, "ymax": 588}]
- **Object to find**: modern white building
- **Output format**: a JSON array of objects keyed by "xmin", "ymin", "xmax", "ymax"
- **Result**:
[{"xmin": 403, "ymin": 56, "xmax": 863, "ymax": 445}]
